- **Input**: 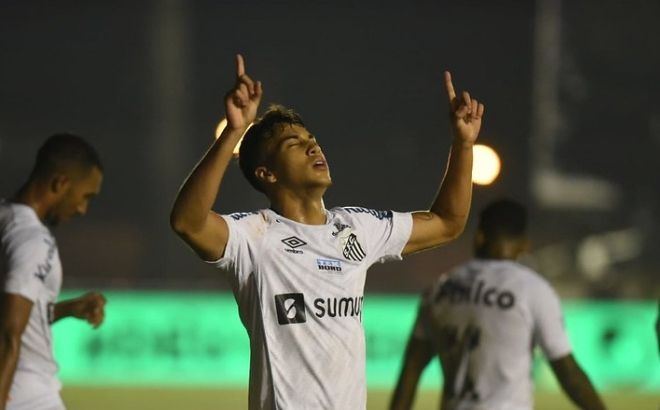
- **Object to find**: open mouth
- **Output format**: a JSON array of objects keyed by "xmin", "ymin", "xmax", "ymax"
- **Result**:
[{"xmin": 313, "ymin": 158, "xmax": 327, "ymax": 169}]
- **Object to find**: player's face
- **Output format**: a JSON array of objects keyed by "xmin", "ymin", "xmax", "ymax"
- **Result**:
[
  {"xmin": 265, "ymin": 123, "xmax": 332, "ymax": 191},
  {"xmin": 47, "ymin": 166, "xmax": 103, "ymax": 226}
]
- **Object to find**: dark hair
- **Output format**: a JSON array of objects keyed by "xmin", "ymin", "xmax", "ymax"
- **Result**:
[
  {"xmin": 478, "ymin": 199, "xmax": 527, "ymax": 240},
  {"xmin": 238, "ymin": 104, "xmax": 304, "ymax": 192},
  {"xmin": 30, "ymin": 133, "xmax": 103, "ymax": 180}
]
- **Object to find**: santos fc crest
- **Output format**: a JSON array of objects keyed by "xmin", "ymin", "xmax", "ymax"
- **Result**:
[
  {"xmin": 340, "ymin": 232, "xmax": 366, "ymax": 262},
  {"xmin": 333, "ymin": 222, "xmax": 366, "ymax": 262}
]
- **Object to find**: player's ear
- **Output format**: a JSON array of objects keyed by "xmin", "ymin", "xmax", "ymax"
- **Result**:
[
  {"xmin": 255, "ymin": 166, "xmax": 277, "ymax": 185},
  {"xmin": 508, "ymin": 237, "xmax": 530, "ymax": 260},
  {"xmin": 50, "ymin": 174, "xmax": 71, "ymax": 195}
]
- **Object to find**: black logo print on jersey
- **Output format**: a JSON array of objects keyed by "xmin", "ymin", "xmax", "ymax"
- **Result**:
[
  {"xmin": 343, "ymin": 207, "xmax": 392, "ymax": 220},
  {"xmin": 317, "ymin": 258, "xmax": 342, "ymax": 272},
  {"xmin": 282, "ymin": 236, "xmax": 307, "ymax": 254},
  {"xmin": 282, "ymin": 236, "xmax": 306, "ymax": 248},
  {"xmin": 342, "ymin": 233, "xmax": 366, "ymax": 262},
  {"xmin": 228, "ymin": 211, "xmax": 257, "ymax": 221},
  {"xmin": 331, "ymin": 222, "xmax": 351, "ymax": 237},
  {"xmin": 34, "ymin": 237, "xmax": 57, "ymax": 282},
  {"xmin": 435, "ymin": 279, "xmax": 516, "ymax": 310},
  {"xmin": 274, "ymin": 293, "xmax": 306, "ymax": 325}
]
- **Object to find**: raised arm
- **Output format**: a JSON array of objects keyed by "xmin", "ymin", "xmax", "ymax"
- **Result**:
[
  {"xmin": 550, "ymin": 354, "xmax": 607, "ymax": 410},
  {"xmin": 170, "ymin": 54, "xmax": 263, "ymax": 260},
  {"xmin": 389, "ymin": 335, "xmax": 435, "ymax": 410},
  {"xmin": 403, "ymin": 72, "xmax": 484, "ymax": 255},
  {"xmin": 0, "ymin": 294, "xmax": 32, "ymax": 410}
]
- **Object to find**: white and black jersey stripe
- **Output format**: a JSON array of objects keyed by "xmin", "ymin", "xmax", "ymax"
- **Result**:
[{"xmin": 343, "ymin": 233, "xmax": 366, "ymax": 261}]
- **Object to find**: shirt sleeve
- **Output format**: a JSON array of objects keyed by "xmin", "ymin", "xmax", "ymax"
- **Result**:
[
  {"xmin": 205, "ymin": 213, "xmax": 263, "ymax": 289},
  {"xmin": 531, "ymin": 279, "xmax": 572, "ymax": 360},
  {"xmin": 3, "ymin": 228, "xmax": 52, "ymax": 302},
  {"xmin": 358, "ymin": 210, "xmax": 413, "ymax": 264}
]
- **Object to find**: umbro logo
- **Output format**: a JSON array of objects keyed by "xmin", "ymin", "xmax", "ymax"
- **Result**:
[
  {"xmin": 282, "ymin": 236, "xmax": 306, "ymax": 254},
  {"xmin": 274, "ymin": 293, "xmax": 306, "ymax": 325},
  {"xmin": 282, "ymin": 236, "xmax": 306, "ymax": 248}
]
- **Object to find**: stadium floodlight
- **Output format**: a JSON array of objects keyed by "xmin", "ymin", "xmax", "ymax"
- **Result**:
[
  {"xmin": 214, "ymin": 118, "xmax": 253, "ymax": 157},
  {"xmin": 472, "ymin": 144, "xmax": 501, "ymax": 185}
]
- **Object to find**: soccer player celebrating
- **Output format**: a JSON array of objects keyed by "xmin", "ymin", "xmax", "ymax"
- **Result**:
[
  {"xmin": 389, "ymin": 199, "xmax": 606, "ymax": 410},
  {"xmin": 0, "ymin": 134, "xmax": 106, "ymax": 410},
  {"xmin": 170, "ymin": 54, "xmax": 484, "ymax": 409}
]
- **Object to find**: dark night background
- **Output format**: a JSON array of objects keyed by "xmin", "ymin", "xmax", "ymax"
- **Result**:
[{"xmin": 1, "ymin": 0, "xmax": 658, "ymax": 298}]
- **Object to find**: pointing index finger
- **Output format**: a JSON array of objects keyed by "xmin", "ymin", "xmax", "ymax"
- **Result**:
[
  {"xmin": 444, "ymin": 71, "xmax": 456, "ymax": 103},
  {"xmin": 236, "ymin": 54, "xmax": 245, "ymax": 77}
]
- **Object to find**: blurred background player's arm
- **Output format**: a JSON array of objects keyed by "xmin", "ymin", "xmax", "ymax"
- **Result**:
[
  {"xmin": 0, "ymin": 294, "xmax": 32, "ymax": 410},
  {"xmin": 53, "ymin": 291, "xmax": 106, "ymax": 328},
  {"xmin": 403, "ymin": 72, "xmax": 484, "ymax": 256},
  {"xmin": 549, "ymin": 354, "xmax": 606, "ymax": 410},
  {"xmin": 170, "ymin": 54, "xmax": 262, "ymax": 261},
  {"xmin": 531, "ymin": 279, "xmax": 607, "ymax": 410},
  {"xmin": 389, "ymin": 334, "xmax": 435, "ymax": 410}
]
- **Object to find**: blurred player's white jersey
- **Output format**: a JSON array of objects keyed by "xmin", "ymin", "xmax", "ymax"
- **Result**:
[
  {"xmin": 0, "ymin": 201, "xmax": 65, "ymax": 410},
  {"xmin": 209, "ymin": 207, "xmax": 412, "ymax": 410},
  {"xmin": 414, "ymin": 259, "xmax": 572, "ymax": 410}
]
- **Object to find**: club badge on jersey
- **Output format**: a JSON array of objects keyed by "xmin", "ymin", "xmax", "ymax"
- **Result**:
[
  {"xmin": 342, "ymin": 234, "xmax": 366, "ymax": 262},
  {"xmin": 331, "ymin": 221, "xmax": 367, "ymax": 262}
]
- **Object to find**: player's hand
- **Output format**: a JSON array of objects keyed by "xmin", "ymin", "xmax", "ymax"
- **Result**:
[
  {"xmin": 71, "ymin": 292, "xmax": 106, "ymax": 328},
  {"xmin": 225, "ymin": 54, "xmax": 263, "ymax": 131},
  {"xmin": 444, "ymin": 71, "xmax": 484, "ymax": 146}
]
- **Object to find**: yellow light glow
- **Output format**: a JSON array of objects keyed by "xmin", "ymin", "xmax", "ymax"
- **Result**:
[
  {"xmin": 472, "ymin": 144, "xmax": 501, "ymax": 185},
  {"xmin": 215, "ymin": 118, "xmax": 253, "ymax": 157}
]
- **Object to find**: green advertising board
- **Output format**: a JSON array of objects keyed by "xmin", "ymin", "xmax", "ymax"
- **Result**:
[{"xmin": 53, "ymin": 291, "xmax": 659, "ymax": 391}]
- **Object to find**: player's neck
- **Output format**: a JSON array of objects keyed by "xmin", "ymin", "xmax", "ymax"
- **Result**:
[
  {"xmin": 269, "ymin": 190, "xmax": 327, "ymax": 225},
  {"xmin": 13, "ymin": 181, "xmax": 52, "ymax": 222},
  {"xmin": 475, "ymin": 243, "xmax": 521, "ymax": 260}
]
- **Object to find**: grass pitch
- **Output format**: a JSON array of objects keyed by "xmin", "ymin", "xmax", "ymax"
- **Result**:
[{"xmin": 61, "ymin": 386, "xmax": 659, "ymax": 409}]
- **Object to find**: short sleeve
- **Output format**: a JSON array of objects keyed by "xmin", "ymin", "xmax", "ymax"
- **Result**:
[
  {"xmin": 205, "ymin": 212, "xmax": 264, "ymax": 288},
  {"xmin": 531, "ymin": 280, "xmax": 572, "ymax": 360},
  {"xmin": 4, "ymin": 228, "xmax": 53, "ymax": 302},
  {"xmin": 354, "ymin": 209, "xmax": 413, "ymax": 264}
]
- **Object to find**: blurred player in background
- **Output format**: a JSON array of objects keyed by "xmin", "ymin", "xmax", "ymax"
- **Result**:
[
  {"xmin": 390, "ymin": 199, "xmax": 606, "ymax": 410},
  {"xmin": 170, "ymin": 54, "xmax": 484, "ymax": 409},
  {"xmin": 0, "ymin": 134, "xmax": 107, "ymax": 410}
]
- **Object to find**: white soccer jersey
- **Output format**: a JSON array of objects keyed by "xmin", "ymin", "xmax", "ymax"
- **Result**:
[
  {"xmin": 0, "ymin": 201, "xmax": 64, "ymax": 410},
  {"xmin": 414, "ymin": 259, "xmax": 571, "ymax": 410},
  {"xmin": 209, "ymin": 207, "xmax": 412, "ymax": 410}
]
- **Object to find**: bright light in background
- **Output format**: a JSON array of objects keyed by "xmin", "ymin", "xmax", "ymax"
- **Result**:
[
  {"xmin": 472, "ymin": 144, "xmax": 501, "ymax": 185},
  {"xmin": 215, "ymin": 118, "xmax": 253, "ymax": 157},
  {"xmin": 577, "ymin": 228, "xmax": 643, "ymax": 281}
]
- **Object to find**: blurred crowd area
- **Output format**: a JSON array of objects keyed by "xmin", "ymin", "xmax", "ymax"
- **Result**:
[{"xmin": 0, "ymin": 1, "xmax": 658, "ymax": 299}]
